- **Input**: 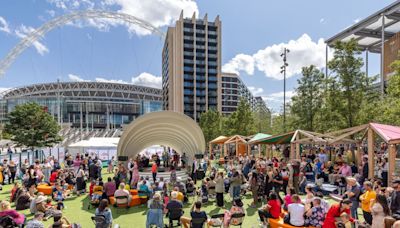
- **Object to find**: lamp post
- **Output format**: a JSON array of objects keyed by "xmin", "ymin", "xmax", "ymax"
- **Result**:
[{"xmin": 280, "ymin": 48, "xmax": 289, "ymax": 132}]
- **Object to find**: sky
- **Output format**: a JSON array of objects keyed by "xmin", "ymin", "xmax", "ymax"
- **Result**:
[{"xmin": 0, "ymin": 0, "xmax": 395, "ymax": 112}]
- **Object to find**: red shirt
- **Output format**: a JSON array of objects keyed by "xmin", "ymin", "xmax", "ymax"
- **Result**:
[
  {"xmin": 49, "ymin": 171, "xmax": 58, "ymax": 183},
  {"xmin": 322, "ymin": 204, "xmax": 353, "ymax": 228},
  {"xmin": 152, "ymin": 163, "xmax": 157, "ymax": 173},
  {"xmin": 268, "ymin": 199, "xmax": 281, "ymax": 218}
]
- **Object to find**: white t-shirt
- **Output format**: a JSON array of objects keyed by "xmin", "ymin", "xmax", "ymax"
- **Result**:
[{"xmin": 288, "ymin": 203, "xmax": 305, "ymax": 226}]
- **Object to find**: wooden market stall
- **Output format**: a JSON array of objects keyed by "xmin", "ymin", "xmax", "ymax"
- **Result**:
[
  {"xmin": 208, "ymin": 135, "xmax": 229, "ymax": 155},
  {"xmin": 251, "ymin": 129, "xmax": 327, "ymax": 160},
  {"xmin": 248, "ymin": 133, "xmax": 272, "ymax": 157},
  {"xmin": 223, "ymin": 135, "xmax": 251, "ymax": 157},
  {"xmin": 323, "ymin": 123, "xmax": 400, "ymax": 183}
]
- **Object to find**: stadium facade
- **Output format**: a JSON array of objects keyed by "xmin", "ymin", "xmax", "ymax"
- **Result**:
[{"xmin": 0, "ymin": 81, "xmax": 162, "ymax": 129}]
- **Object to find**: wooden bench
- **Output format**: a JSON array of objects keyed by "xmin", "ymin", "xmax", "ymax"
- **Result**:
[{"xmin": 268, "ymin": 218, "xmax": 315, "ymax": 228}]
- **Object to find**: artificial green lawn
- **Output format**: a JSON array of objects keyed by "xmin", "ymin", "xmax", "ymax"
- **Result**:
[{"xmin": 0, "ymin": 170, "xmax": 364, "ymax": 227}]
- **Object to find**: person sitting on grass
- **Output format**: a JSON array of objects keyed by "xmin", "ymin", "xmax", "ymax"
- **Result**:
[
  {"xmin": 0, "ymin": 200, "xmax": 25, "ymax": 226},
  {"xmin": 26, "ymin": 211, "xmax": 45, "ymax": 228},
  {"xmin": 53, "ymin": 184, "xmax": 65, "ymax": 209},
  {"xmin": 258, "ymin": 192, "xmax": 281, "ymax": 226},
  {"xmin": 49, "ymin": 211, "xmax": 71, "ymax": 228},
  {"xmin": 95, "ymin": 199, "xmax": 113, "ymax": 228},
  {"xmin": 114, "ymin": 183, "xmax": 131, "ymax": 206},
  {"xmin": 10, "ymin": 182, "xmax": 21, "ymax": 203},
  {"xmin": 180, "ymin": 201, "xmax": 208, "ymax": 228}
]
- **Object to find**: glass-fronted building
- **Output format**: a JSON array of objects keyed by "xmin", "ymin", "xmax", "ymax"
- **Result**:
[{"xmin": 0, "ymin": 82, "xmax": 162, "ymax": 128}]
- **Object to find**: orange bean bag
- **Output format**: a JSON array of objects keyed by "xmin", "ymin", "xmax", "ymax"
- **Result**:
[
  {"xmin": 109, "ymin": 195, "xmax": 141, "ymax": 207},
  {"xmin": 37, "ymin": 185, "xmax": 53, "ymax": 195},
  {"xmin": 130, "ymin": 190, "xmax": 138, "ymax": 195},
  {"xmin": 268, "ymin": 218, "xmax": 315, "ymax": 228}
]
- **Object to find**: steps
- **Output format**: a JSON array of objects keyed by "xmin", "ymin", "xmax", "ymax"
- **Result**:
[{"xmin": 138, "ymin": 170, "xmax": 189, "ymax": 183}]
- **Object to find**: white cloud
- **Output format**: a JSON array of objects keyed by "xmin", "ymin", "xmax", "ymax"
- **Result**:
[
  {"xmin": 223, "ymin": 34, "xmax": 332, "ymax": 80},
  {"xmin": 222, "ymin": 54, "xmax": 254, "ymax": 75},
  {"xmin": 47, "ymin": 0, "xmax": 199, "ymax": 36},
  {"xmin": 0, "ymin": 88, "xmax": 10, "ymax": 98},
  {"xmin": 15, "ymin": 25, "xmax": 49, "ymax": 55},
  {"xmin": 248, "ymin": 86, "xmax": 264, "ymax": 96},
  {"xmin": 68, "ymin": 74, "xmax": 89, "ymax": 82},
  {"xmin": 261, "ymin": 90, "xmax": 296, "ymax": 112},
  {"xmin": 95, "ymin": 77, "xmax": 127, "ymax": 84},
  {"xmin": 0, "ymin": 16, "xmax": 10, "ymax": 34},
  {"xmin": 354, "ymin": 18, "xmax": 361, "ymax": 23},
  {"xmin": 46, "ymin": 10, "xmax": 56, "ymax": 17},
  {"xmin": 131, "ymin": 72, "xmax": 162, "ymax": 88},
  {"xmin": 319, "ymin": 18, "xmax": 325, "ymax": 24}
]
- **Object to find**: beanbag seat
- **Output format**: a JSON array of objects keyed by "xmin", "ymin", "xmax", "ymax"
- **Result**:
[{"xmin": 37, "ymin": 185, "xmax": 52, "ymax": 195}]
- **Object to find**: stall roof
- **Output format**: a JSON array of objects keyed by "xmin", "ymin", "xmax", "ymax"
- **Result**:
[
  {"xmin": 224, "ymin": 135, "xmax": 250, "ymax": 145},
  {"xmin": 370, "ymin": 122, "xmax": 400, "ymax": 144},
  {"xmin": 209, "ymin": 136, "xmax": 229, "ymax": 144},
  {"xmin": 326, "ymin": 0, "xmax": 400, "ymax": 53},
  {"xmin": 253, "ymin": 131, "xmax": 295, "ymax": 144},
  {"xmin": 248, "ymin": 133, "xmax": 272, "ymax": 144}
]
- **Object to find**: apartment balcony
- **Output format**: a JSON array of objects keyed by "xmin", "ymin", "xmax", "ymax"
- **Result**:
[
  {"xmin": 184, "ymin": 44, "xmax": 194, "ymax": 49},
  {"xmin": 184, "ymin": 59, "xmax": 194, "ymax": 64},
  {"xmin": 184, "ymin": 67, "xmax": 194, "ymax": 72},
  {"xmin": 208, "ymin": 91, "xmax": 218, "ymax": 97},
  {"xmin": 184, "ymin": 97, "xmax": 194, "ymax": 103},
  {"xmin": 184, "ymin": 82, "xmax": 194, "ymax": 87},
  {"xmin": 196, "ymin": 98, "xmax": 206, "ymax": 104},
  {"xmin": 196, "ymin": 76, "xmax": 206, "ymax": 81},
  {"xmin": 184, "ymin": 74, "xmax": 193, "ymax": 80},
  {"xmin": 208, "ymin": 46, "xmax": 218, "ymax": 51},
  {"xmin": 196, "ymin": 91, "xmax": 207, "ymax": 96},
  {"xmin": 208, "ymin": 68, "xmax": 218, "ymax": 74},
  {"xmin": 183, "ymin": 27, "xmax": 193, "ymax": 33},
  {"xmin": 208, "ymin": 83, "xmax": 218, "ymax": 89},
  {"xmin": 208, "ymin": 76, "xmax": 217, "ymax": 82},
  {"xmin": 184, "ymin": 51, "xmax": 194, "ymax": 56},
  {"xmin": 184, "ymin": 90, "xmax": 194, "ymax": 95}
]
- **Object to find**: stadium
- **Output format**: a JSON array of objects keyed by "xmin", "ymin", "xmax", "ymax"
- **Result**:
[{"xmin": 0, "ymin": 81, "xmax": 162, "ymax": 134}]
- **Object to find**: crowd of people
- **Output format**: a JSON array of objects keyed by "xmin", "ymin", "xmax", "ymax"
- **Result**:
[{"xmin": 0, "ymin": 146, "xmax": 398, "ymax": 228}]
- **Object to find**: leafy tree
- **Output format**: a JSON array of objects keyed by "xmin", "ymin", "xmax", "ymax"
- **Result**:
[
  {"xmin": 290, "ymin": 65, "xmax": 324, "ymax": 131},
  {"xmin": 378, "ymin": 60, "xmax": 400, "ymax": 125},
  {"xmin": 225, "ymin": 98, "xmax": 256, "ymax": 136},
  {"xmin": 5, "ymin": 102, "xmax": 62, "ymax": 149},
  {"xmin": 328, "ymin": 39, "xmax": 373, "ymax": 128},
  {"xmin": 254, "ymin": 108, "xmax": 272, "ymax": 133},
  {"xmin": 199, "ymin": 109, "xmax": 223, "ymax": 144}
]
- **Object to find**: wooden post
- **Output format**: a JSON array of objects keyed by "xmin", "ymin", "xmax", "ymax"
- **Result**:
[
  {"xmin": 290, "ymin": 143, "xmax": 295, "ymax": 160},
  {"xmin": 209, "ymin": 142, "xmax": 212, "ymax": 155},
  {"xmin": 367, "ymin": 128, "xmax": 375, "ymax": 179},
  {"xmin": 388, "ymin": 144, "xmax": 396, "ymax": 184},
  {"xmin": 356, "ymin": 142, "xmax": 362, "ymax": 167},
  {"xmin": 258, "ymin": 144, "xmax": 261, "ymax": 157},
  {"xmin": 296, "ymin": 143, "xmax": 300, "ymax": 159},
  {"xmin": 295, "ymin": 133, "xmax": 300, "ymax": 159},
  {"xmin": 247, "ymin": 144, "xmax": 250, "ymax": 156},
  {"xmin": 224, "ymin": 143, "xmax": 227, "ymax": 157},
  {"xmin": 235, "ymin": 139, "xmax": 239, "ymax": 157}
]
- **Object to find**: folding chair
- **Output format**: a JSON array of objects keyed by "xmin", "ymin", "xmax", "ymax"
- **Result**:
[
  {"xmin": 209, "ymin": 213, "xmax": 224, "ymax": 228},
  {"xmin": 167, "ymin": 208, "xmax": 183, "ymax": 228},
  {"xmin": 190, "ymin": 217, "xmax": 207, "ymax": 228},
  {"xmin": 91, "ymin": 215, "xmax": 110, "ymax": 228}
]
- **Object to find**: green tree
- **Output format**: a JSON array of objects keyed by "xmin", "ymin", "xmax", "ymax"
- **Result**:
[
  {"xmin": 290, "ymin": 65, "xmax": 324, "ymax": 131},
  {"xmin": 378, "ymin": 60, "xmax": 400, "ymax": 125},
  {"xmin": 225, "ymin": 98, "xmax": 256, "ymax": 136},
  {"xmin": 5, "ymin": 102, "xmax": 62, "ymax": 149},
  {"xmin": 328, "ymin": 39, "xmax": 373, "ymax": 128},
  {"xmin": 199, "ymin": 109, "xmax": 223, "ymax": 144}
]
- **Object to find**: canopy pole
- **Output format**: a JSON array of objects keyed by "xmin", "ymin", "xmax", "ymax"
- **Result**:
[
  {"xmin": 258, "ymin": 144, "xmax": 261, "ymax": 157},
  {"xmin": 367, "ymin": 128, "xmax": 375, "ymax": 179},
  {"xmin": 366, "ymin": 49, "xmax": 369, "ymax": 86},
  {"xmin": 290, "ymin": 143, "xmax": 295, "ymax": 160},
  {"xmin": 388, "ymin": 144, "xmax": 396, "ymax": 184},
  {"xmin": 295, "ymin": 133, "xmax": 300, "ymax": 159},
  {"xmin": 380, "ymin": 14, "xmax": 385, "ymax": 95}
]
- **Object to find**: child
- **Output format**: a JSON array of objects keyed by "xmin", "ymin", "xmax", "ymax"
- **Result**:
[
  {"xmin": 89, "ymin": 179, "xmax": 96, "ymax": 197},
  {"xmin": 337, "ymin": 177, "xmax": 347, "ymax": 195},
  {"xmin": 45, "ymin": 198, "xmax": 53, "ymax": 209},
  {"xmin": 337, "ymin": 212, "xmax": 351, "ymax": 228},
  {"xmin": 200, "ymin": 181, "xmax": 208, "ymax": 203},
  {"xmin": 56, "ymin": 200, "xmax": 64, "ymax": 210}
]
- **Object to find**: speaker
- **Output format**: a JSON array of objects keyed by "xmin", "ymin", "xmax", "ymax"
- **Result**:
[
  {"xmin": 118, "ymin": 156, "xmax": 128, "ymax": 161},
  {"xmin": 195, "ymin": 154, "xmax": 204, "ymax": 159}
]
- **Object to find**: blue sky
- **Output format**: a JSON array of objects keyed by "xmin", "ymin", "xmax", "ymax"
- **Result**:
[{"xmin": 0, "ymin": 0, "xmax": 394, "ymax": 112}]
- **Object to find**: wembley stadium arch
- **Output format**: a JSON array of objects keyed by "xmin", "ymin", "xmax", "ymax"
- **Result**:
[{"xmin": 0, "ymin": 10, "xmax": 165, "ymax": 78}]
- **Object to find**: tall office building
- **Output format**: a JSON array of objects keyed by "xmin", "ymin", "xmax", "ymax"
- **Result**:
[
  {"xmin": 162, "ymin": 12, "xmax": 221, "ymax": 121},
  {"xmin": 221, "ymin": 72, "xmax": 257, "ymax": 115}
]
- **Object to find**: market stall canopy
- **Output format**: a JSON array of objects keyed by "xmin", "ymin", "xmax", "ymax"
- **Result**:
[
  {"xmin": 209, "ymin": 135, "xmax": 229, "ymax": 144},
  {"xmin": 224, "ymin": 135, "xmax": 251, "ymax": 145},
  {"xmin": 369, "ymin": 122, "xmax": 400, "ymax": 144},
  {"xmin": 252, "ymin": 131, "xmax": 296, "ymax": 144},
  {"xmin": 248, "ymin": 133, "xmax": 272, "ymax": 144}
]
